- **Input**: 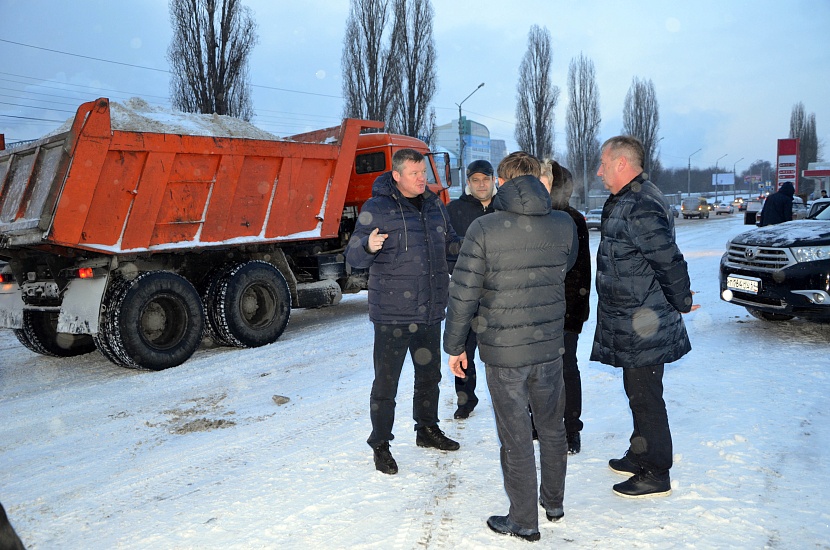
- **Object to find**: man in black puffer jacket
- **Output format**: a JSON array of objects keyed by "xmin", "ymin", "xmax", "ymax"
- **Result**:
[
  {"xmin": 593, "ymin": 135, "xmax": 698, "ymax": 499},
  {"xmin": 346, "ymin": 148, "xmax": 462, "ymax": 476},
  {"xmin": 444, "ymin": 152, "xmax": 577, "ymax": 542},
  {"xmin": 758, "ymin": 181, "xmax": 795, "ymax": 226},
  {"xmin": 445, "ymin": 159, "xmax": 496, "ymax": 419}
]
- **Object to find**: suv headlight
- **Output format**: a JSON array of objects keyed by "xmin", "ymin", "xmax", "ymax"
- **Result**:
[{"xmin": 792, "ymin": 246, "xmax": 830, "ymax": 263}]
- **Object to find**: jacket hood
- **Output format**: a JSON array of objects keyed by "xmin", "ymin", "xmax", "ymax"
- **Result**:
[
  {"xmin": 371, "ymin": 171, "xmax": 398, "ymax": 198},
  {"xmin": 492, "ymin": 175, "xmax": 552, "ymax": 216},
  {"xmin": 779, "ymin": 181, "xmax": 795, "ymax": 197}
]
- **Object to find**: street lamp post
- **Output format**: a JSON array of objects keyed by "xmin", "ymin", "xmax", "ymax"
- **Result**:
[
  {"xmin": 714, "ymin": 154, "xmax": 727, "ymax": 203},
  {"xmin": 687, "ymin": 148, "xmax": 701, "ymax": 197},
  {"xmin": 456, "ymin": 83, "xmax": 485, "ymax": 185},
  {"xmin": 732, "ymin": 157, "xmax": 744, "ymax": 200}
]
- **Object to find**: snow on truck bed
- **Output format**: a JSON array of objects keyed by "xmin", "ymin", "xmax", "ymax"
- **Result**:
[{"xmin": 48, "ymin": 97, "xmax": 282, "ymax": 140}]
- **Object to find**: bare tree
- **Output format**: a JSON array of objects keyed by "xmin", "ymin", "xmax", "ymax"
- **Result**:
[
  {"xmin": 388, "ymin": 0, "xmax": 437, "ymax": 139},
  {"xmin": 342, "ymin": 0, "xmax": 401, "ymax": 125},
  {"xmin": 565, "ymin": 53, "xmax": 601, "ymax": 207},
  {"xmin": 622, "ymin": 77, "xmax": 660, "ymax": 176},
  {"xmin": 514, "ymin": 25, "xmax": 559, "ymax": 159},
  {"xmin": 167, "ymin": 0, "xmax": 258, "ymax": 121},
  {"xmin": 790, "ymin": 102, "xmax": 821, "ymax": 193}
]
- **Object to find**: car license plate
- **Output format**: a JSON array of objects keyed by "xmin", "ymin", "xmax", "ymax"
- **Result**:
[{"xmin": 727, "ymin": 275, "xmax": 760, "ymax": 294}]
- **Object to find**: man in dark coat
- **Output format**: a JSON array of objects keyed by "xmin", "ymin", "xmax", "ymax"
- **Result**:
[
  {"xmin": 759, "ymin": 181, "xmax": 795, "ymax": 226},
  {"xmin": 346, "ymin": 148, "xmax": 462, "ymax": 475},
  {"xmin": 540, "ymin": 160, "xmax": 591, "ymax": 454},
  {"xmin": 445, "ymin": 159, "xmax": 496, "ymax": 419},
  {"xmin": 593, "ymin": 136, "xmax": 699, "ymax": 498},
  {"xmin": 444, "ymin": 152, "xmax": 577, "ymax": 542}
]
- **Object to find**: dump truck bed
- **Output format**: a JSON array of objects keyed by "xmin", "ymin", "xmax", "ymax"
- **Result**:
[{"xmin": 0, "ymin": 98, "xmax": 382, "ymax": 256}]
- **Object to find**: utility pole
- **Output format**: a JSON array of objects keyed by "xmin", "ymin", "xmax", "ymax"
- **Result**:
[
  {"xmin": 687, "ymin": 148, "xmax": 701, "ymax": 197},
  {"xmin": 714, "ymin": 154, "xmax": 727, "ymax": 203},
  {"xmin": 456, "ymin": 83, "xmax": 485, "ymax": 185},
  {"xmin": 732, "ymin": 157, "xmax": 744, "ymax": 201}
]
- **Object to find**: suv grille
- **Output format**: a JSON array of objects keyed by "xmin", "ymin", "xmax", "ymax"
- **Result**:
[{"xmin": 725, "ymin": 243, "xmax": 794, "ymax": 271}]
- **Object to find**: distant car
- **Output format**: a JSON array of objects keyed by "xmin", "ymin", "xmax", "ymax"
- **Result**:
[
  {"xmin": 756, "ymin": 196, "xmax": 808, "ymax": 226},
  {"xmin": 732, "ymin": 197, "xmax": 745, "ymax": 211},
  {"xmin": 715, "ymin": 202, "xmax": 734, "ymax": 215},
  {"xmin": 585, "ymin": 208, "xmax": 603, "ymax": 230},
  {"xmin": 808, "ymin": 197, "xmax": 830, "ymax": 218},
  {"xmin": 681, "ymin": 197, "xmax": 710, "ymax": 219},
  {"xmin": 669, "ymin": 204, "xmax": 679, "ymax": 218}
]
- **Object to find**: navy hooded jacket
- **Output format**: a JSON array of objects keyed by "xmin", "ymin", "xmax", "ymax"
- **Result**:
[{"xmin": 345, "ymin": 171, "xmax": 460, "ymax": 325}]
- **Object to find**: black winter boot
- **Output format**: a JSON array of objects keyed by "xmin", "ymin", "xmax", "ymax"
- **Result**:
[{"xmin": 416, "ymin": 425, "xmax": 460, "ymax": 451}]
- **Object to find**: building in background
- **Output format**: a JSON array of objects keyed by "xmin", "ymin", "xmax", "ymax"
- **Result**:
[
  {"xmin": 434, "ymin": 117, "xmax": 491, "ymax": 186},
  {"xmin": 490, "ymin": 139, "xmax": 507, "ymax": 169}
]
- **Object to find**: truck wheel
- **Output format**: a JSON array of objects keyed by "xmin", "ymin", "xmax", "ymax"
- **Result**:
[
  {"xmin": 100, "ymin": 272, "xmax": 204, "ymax": 370},
  {"xmin": 13, "ymin": 311, "xmax": 96, "ymax": 357},
  {"xmin": 209, "ymin": 260, "xmax": 291, "ymax": 348},
  {"xmin": 745, "ymin": 307, "xmax": 794, "ymax": 322},
  {"xmin": 200, "ymin": 263, "xmax": 236, "ymax": 347}
]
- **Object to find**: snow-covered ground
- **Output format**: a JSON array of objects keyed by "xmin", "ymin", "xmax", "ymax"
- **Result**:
[{"xmin": 1, "ymin": 213, "xmax": 829, "ymax": 549}]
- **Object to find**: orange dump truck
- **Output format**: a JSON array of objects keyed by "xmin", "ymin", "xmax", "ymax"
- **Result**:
[{"xmin": 0, "ymin": 98, "xmax": 451, "ymax": 369}]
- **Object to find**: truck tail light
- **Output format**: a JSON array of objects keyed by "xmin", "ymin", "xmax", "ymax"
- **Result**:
[{"xmin": 78, "ymin": 267, "xmax": 94, "ymax": 279}]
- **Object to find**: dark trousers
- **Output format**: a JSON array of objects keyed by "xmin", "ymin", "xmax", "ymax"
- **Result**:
[
  {"xmin": 486, "ymin": 359, "xmax": 567, "ymax": 532},
  {"xmin": 367, "ymin": 322, "xmax": 442, "ymax": 449},
  {"xmin": 562, "ymin": 331, "xmax": 583, "ymax": 433},
  {"xmin": 454, "ymin": 329, "xmax": 479, "ymax": 410},
  {"xmin": 622, "ymin": 363, "xmax": 673, "ymax": 476}
]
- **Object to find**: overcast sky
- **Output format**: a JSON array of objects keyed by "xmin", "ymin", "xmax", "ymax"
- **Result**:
[{"xmin": 1, "ymin": 0, "xmax": 828, "ymax": 171}]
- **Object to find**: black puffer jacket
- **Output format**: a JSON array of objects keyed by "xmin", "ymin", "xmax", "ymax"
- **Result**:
[
  {"xmin": 443, "ymin": 175, "xmax": 577, "ymax": 368},
  {"xmin": 759, "ymin": 181, "xmax": 795, "ymax": 226},
  {"xmin": 590, "ymin": 174, "xmax": 692, "ymax": 368},
  {"xmin": 446, "ymin": 192, "xmax": 495, "ymax": 273},
  {"xmin": 345, "ymin": 171, "xmax": 460, "ymax": 325}
]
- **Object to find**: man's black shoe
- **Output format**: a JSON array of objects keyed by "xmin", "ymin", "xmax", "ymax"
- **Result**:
[
  {"xmin": 416, "ymin": 425, "xmax": 460, "ymax": 451},
  {"xmin": 453, "ymin": 406, "xmax": 471, "ymax": 419},
  {"xmin": 567, "ymin": 431, "xmax": 581, "ymax": 454},
  {"xmin": 486, "ymin": 515, "xmax": 540, "ymax": 542},
  {"xmin": 373, "ymin": 442, "xmax": 398, "ymax": 475},
  {"xmin": 608, "ymin": 451, "xmax": 640, "ymax": 476},
  {"xmin": 539, "ymin": 498, "xmax": 564, "ymax": 522},
  {"xmin": 612, "ymin": 471, "xmax": 671, "ymax": 498},
  {"xmin": 546, "ymin": 511, "xmax": 564, "ymax": 522}
]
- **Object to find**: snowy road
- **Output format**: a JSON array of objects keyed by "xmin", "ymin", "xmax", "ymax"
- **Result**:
[{"xmin": 1, "ymin": 213, "xmax": 829, "ymax": 548}]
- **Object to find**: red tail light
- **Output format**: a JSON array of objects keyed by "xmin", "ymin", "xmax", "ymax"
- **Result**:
[
  {"xmin": 0, "ymin": 273, "xmax": 12, "ymax": 283},
  {"xmin": 78, "ymin": 267, "xmax": 94, "ymax": 279}
]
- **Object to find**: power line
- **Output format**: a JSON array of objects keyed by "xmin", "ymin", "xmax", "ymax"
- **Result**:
[{"xmin": 0, "ymin": 38, "xmax": 169, "ymax": 73}]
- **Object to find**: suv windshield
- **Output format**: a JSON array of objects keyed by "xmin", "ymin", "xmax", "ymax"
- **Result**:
[{"xmin": 814, "ymin": 205, "xmax": 830, "ymax": 220}]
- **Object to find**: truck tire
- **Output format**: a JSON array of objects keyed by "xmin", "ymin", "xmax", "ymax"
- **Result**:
[
  {"xmin": 98, "ymin": 272, "xmax": 204, "ymax": 370},
  {"xmin": 13, "ymin": 310, "xmax": 96, "ymax": 357},
  {"xmin": 207, "ymin": 260, "xmax": 291, "ymax": 348},
  {"xmin": 745, "ymin": 307, "xmax": 794, "ymax": 322},
  {"xmin": 200, "ymin": 263, "xmax": 236, "ymax": 347}
]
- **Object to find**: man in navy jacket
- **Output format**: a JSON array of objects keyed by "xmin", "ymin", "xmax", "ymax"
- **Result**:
[{"xmin": 346, "ymin": 148, "xmax": 461, "ymax": 475}]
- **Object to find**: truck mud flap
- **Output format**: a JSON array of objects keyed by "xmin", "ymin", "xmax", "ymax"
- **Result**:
[{"xmin": 57, "ymin": 276, "xmax": 109, "ymax": 335}]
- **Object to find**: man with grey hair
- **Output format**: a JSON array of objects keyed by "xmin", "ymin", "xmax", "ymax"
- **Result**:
[{"xmin": 593, "ymin": 135, "xmax": 699, "ymax": 498}]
